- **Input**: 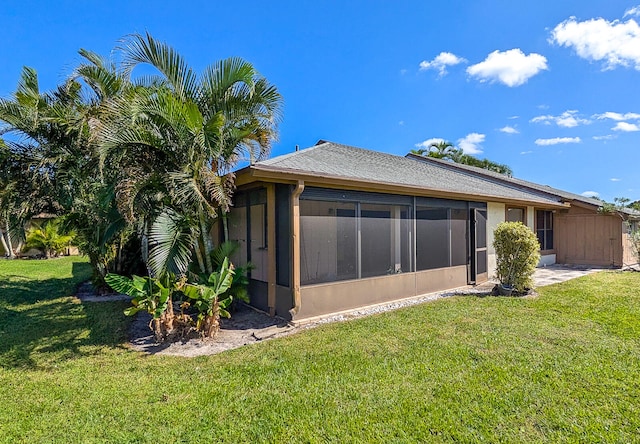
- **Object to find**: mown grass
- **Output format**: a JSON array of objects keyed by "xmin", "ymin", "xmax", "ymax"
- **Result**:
[{"xmin": 1, "ymin": 257, "xmax": 639, "ymax": 442}]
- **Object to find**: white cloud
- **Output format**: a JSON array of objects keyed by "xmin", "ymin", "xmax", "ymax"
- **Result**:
[
  {"xmin": 612, "ymin": 121, "xmax": 640, "ymax": 131},
  {"xmin": 499, "ymin": 125, "xmax": 519, "ymax": 134},
  {"xmin": 466, "ymin": 49, "xmax": 548, "ymax": 87},
  {"xmin": 624, "ymin": 5, "xmax": 640, "ymax": 17},
  {"xmin": 520, "ymin": 150, "xmax": 533, "ymax": 155},
  {"xmin": 537, "ymin": 104, "xmax": 549, "ymax": 110},
  {"xmin": 594, "ymin": 111, "xmax": 640, "ymax": 121},
  {"xmin": 593, "ymin": 134, "xmax": 617, "ymax": 140},
  {"xmin": 530, "ymin": 110, "xmax": 590, "ymax": 128},
  {"xmin": 414, "ymin": 138, "xmax": 446, "ymax": 149},
  {"xmin": 610, "ymin": 178, "xmax": 622, "ymax": 182},
  {"xmin": 581, "ymin": 191, "xmax": 600, "ymax": 198},
  {"xmin": 457, "ymin": 133, "xmax": 485, "ymax": 154},
  {"xmin": 398, "ymin": 120, "xmax": 405, "ymax": 126},
  {"xmin": 535, "ymin": 137, "xmax": 581, "ymax": 146},
  {"xmin": 508, "ymin": 115, "xmax": 520, "ymax": 119},
  {"xmin": 550, "ymin": 16, "xmax": 640, "ymax": 70},
  {"xmin": 531, "ymin": 115, "xmax": 553, "ymax": 125},
  {"xmin": 419, "ymin": 52, "xmax": 467, "ymax": 76}
]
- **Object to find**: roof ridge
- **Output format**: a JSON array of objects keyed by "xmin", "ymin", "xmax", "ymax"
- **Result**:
[
  {"xmin": 406, "ymin": 153, "xmax": 562, "ymax": 202},
  {"xmin": 405, "ymin": 152, "xmax": 605, "ymax": 207}
]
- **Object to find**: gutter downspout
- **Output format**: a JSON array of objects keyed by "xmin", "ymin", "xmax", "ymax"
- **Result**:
[{"xmin": 289, "ymin": 180, "xmax": 305, "ymax": 319}]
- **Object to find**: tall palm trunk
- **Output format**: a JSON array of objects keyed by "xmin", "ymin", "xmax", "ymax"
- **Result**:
[
  {"xmin": 199, "ymin": 214, "xmax": 213, "ymax": 274},
  {"xmin": 193, "ymin": 237, "xmax": 206, "ymax": 275},
  {"xmin": 222, "ymin": 212, "xmax": 229, "ymax": 243},
  {"xmin": 0, "ymin": 226, "xmax": 10, "ymax": 257},
  {"xmin": 3, "ymin": 217, "xmax": 15, "ymax": 258},
  {"xmin": 141, "ymin": 220, "xmax": 151, "ymax": 276}
]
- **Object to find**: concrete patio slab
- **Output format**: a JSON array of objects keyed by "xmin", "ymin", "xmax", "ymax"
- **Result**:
[{"xmin": 532, "ymin": 264, "xmax": 605, "ymax": 287}]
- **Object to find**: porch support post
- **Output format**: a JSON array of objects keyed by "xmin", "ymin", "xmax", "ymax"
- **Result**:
[
  {"xmin": 266, "ymin": 183, "xmax": 277, "ymax": 316},
  {"xmin": 393, "ymin": 206, "xmax": 401, "ymax": 272},
  {"xmin": 289, "ymin": 180, "xmax": 305, "ymax": 318}
]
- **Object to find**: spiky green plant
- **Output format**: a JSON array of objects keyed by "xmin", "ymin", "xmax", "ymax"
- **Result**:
[{"xmin": 25, "ymin": 219, "xmax": 74, "ymax": 258}]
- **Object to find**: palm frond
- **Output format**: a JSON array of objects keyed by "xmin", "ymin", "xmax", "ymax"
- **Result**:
[
  {"xmin": 148, "ymin": 209, "xmax": 197, "ymax": 276},
  {"xmin": 118, "ymin": 33, "xmax": 197, "ymax": 101}
]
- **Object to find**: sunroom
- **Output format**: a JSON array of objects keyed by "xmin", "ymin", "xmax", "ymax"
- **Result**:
[{"xmin": 226, "ymin": 141, "xmax": 564, "ymax": 321}]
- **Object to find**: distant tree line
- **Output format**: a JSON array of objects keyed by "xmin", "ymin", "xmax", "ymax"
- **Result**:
[{"xmin": 410, "ymin": 140, "xmax": 513, "ymax": 177}]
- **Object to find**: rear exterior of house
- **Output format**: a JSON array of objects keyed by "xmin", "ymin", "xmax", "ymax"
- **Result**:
[
  {"xmin": 406, "ymin": 153, "xmax": 640, "ymax": 269},
  {"xmin": 227, "ymin": 141, "xmax": 583, "ymax": 322}
]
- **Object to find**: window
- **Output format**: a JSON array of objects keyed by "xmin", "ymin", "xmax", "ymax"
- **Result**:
[
  {"xmin": 360, "ymin": 204, "xmax": 411, "ymax": 277},
  {"xmin": 299, "ymin": 199, "xmax": 411, "ymax": 285},
  {"xmin": 506, "ymin": 207, "xmax": 525, "ymax": 223},
  {"xmin": 300, "ymin": 200, "xmax": 357, "ymax": 285},
  {"xmin": 416, "ymin": 206, "xmax": 468, "ymax": 271},
  {"xmin": 536, "ymin": 210, "xmax": 553, "ymax": 250}
]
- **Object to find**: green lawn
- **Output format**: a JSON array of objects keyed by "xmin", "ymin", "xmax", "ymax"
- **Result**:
[{"xmin": 1, "ymin": 257, "xmax": 639, "ymax": 443}]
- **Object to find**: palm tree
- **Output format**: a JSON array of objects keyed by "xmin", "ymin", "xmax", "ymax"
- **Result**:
[
  {"xmin": 411, "ymin": 140, "xmax": 459, "ymax": 159},
  {"xmin": 0, "ymin": 62, "xmax": 139, "ymax": 281},
  {"xmin": 96, "ymin": 33, "xmax": 283, "ymax": 277},
  {"xmin": 25, "ymin": 218, "xmax": 74, "ymax": 258},
  {"xmin": 411, "ymin": 139, "xmax": 513, "ymax": 177},
  {"xmin": 0, "ymin": 69, "xmax": 60, "ymax": 258}
]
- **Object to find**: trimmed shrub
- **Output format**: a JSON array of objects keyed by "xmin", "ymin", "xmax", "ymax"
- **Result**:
[{"xmin": 493, "ymin": 221, "xmax": 540, "ymax": 293}]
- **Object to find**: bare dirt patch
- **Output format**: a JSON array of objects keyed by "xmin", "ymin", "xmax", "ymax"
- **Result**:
[{"xmin": 128, "ymin": 305, "xmax": 295, "ymax": 357}]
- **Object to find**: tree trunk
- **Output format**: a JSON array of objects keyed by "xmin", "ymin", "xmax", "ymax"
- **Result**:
[
  {"xmin": 4, "ymin": 219, "xmax": 15, "ymax": 259},
  {"xmin": 202, "ymin": 299, "xmax": 220, "ymax": 338},
  {"xmin": 222, "ymin": 212, "xmax": 229, "ymax": 243},
  {"xmin": 0, "ymin": 228, "xmax": 9, "ymax": 257},
  {"xmin": 141, "ymin": 222, "xmax": 151, "ymax": 277},
  {"xmin": 149, "ymin": 299, "xmax": 176, "ymax": 342},
  {"xmin": 116, "ymin": 234, "xmax": 124, "ymax": 273},
  {"xmin": 152, "ymin": 318, "xmax": 163, "ymax": 342},
  {"xmin": 200, "ymin": 214, "xmax": 213, "ymax": 275},
  {"xmin": 193, "ymin": 238, "xmax": 206, "ymax": 275}
]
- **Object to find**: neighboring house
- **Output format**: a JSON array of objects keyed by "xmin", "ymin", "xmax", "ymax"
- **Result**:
[
  {"xmin": 228, "ymin": 140, "xmax": 639, "ymax": 321},
  {"xmin": 0, "ymin": 213, "xmax": 56, "ymax": 257},
  {"xmin": 1, "ymin": 213, "xmax": 79, "ymax": 257}
]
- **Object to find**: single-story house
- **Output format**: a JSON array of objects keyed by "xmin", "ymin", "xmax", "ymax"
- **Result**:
[{"xmin": 227, "ymin": 140, "xmax": 639, "ymax": 322}]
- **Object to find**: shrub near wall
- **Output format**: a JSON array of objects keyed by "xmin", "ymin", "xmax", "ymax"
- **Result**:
[{"xmin": 493, "ymin": 222, "xmax": 540, "ymax": 293}]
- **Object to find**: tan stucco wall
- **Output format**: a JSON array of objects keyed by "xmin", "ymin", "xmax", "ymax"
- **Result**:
[
  {"xmin": 295, "ymin": 265, "xmax": 470, "ymax": 320},
  {"xmin": 526, "ymin": 206, "xmax": 535, "ymax": 230},
  {"xmin": 487, "ymin": 202, "xmax": 505, "ymax": 278},
  {"xmin": 415, "ymin": 265, "xmax": 468, "ymax": 295},
  {"xmin": 488, "ymin": 202, "xmax": 558, "ymax": 272}
]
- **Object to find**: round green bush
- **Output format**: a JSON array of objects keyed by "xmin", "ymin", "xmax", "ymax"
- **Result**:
[{"xmin": 493, "ymin": 221, "xmax": 540, "ymax": 293}]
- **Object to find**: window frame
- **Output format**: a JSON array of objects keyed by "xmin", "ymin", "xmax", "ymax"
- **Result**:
[
  {"xmin": 506, "ymin": 206, "xmax": 527, "ymax": 224},
  {"xmin": 535, "ymin": 209, "xmax": 554, "ymax": 252}
]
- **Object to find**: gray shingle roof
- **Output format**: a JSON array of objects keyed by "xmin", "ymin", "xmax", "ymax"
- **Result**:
[
  {"xmin": 253, "ymin": 141, "xmax": 563, "ymax": 206},
  {"xmin": 405, "ymin": 153, "xmax": 640, "ymax": 217}
]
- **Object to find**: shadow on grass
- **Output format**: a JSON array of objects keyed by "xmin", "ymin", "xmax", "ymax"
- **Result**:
[{"xmin": 0, "ymin": 262, "xmax": 131, "ymax": 369}]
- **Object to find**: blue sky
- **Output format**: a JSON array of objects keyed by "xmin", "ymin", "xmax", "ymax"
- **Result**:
[{"xmin": 3, "ymin": 0, "xmax": 639, "ymax": 201}]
